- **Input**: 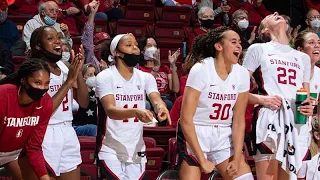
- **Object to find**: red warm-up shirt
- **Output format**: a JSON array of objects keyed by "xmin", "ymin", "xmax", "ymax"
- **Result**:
[
  {"xmin": 306, "ymin": 0, "xmax": 320, "ymax": 11},
  {"xmin": 8, "ymin": 0, "xmax": 39, "ymax": 16},
  {"xmin": 139, "ymin": 65, "xmax": 172, "ymax": 94},
  {"xmin": 0, "ymin": 84, "xmax": 53, "ymax": 178}
]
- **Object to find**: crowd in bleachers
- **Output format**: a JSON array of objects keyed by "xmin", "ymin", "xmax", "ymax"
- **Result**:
[{"xmin": 1, "ymin": 0, "xmax": 320, "ymax": 179}]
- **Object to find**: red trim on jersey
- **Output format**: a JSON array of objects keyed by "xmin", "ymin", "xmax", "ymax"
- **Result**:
[
  {"xmin": 138, "ymin": 171, "xmax": 146, "ymax": 180},
  {"xmin": 258, "ymin": 67, "xmax": 268, "ymax": 95},
  {"xmin": 183, "ymin": 139, "xmax": 200, "ymax": 164},
  {"xmin": 102, "ymin": 160, "xmax": 120, "ymax": 180},
  {"xmin": 45, "ymin": 161, "xmax": 57, "ymax": 177},
  {"xmin": 260, "ymin": 142, "xmax": 273, "ymax": 154},
  {"xmin": 302, "ymin": 149, "xmax": 310, "ymax": 161}
]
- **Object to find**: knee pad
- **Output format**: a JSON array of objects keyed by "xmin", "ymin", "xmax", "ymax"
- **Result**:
[{"xmin": 234, "ymin": 173, "xmax": 254, "ymax": 180}]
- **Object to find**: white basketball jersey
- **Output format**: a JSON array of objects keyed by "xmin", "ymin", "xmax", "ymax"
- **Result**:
[
  {"xmin": 186, "ymin": 57, "xmax": 250, "ymax": 126},
  {"xmin": 96, "ymin": 66, "xmax": 158, "ymax": 163},
  {"xmin": 47, "ymin": 61, "xmax": 73, "ymax": 125},
  {"xmin": 310, "ymin": 66, "xmax": 320, "ymax": 97},
  {"xmin": 243, "ymin": 42, "xmax": 311, "ymax": 102}
]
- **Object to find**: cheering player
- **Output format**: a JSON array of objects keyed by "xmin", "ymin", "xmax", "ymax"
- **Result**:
[
  {"xmin": 0, "ymin": 58, "xmax": 52, "ymax": 180},
  {"xmin": 96, "ymin": 33, "xmax": 171, "ymax": 179},
  {"xmin": 243, "ymin": 12, "xmax": 314, "ymax": 179},
  {"xmin": 30, "ymin": 26, "xmax": 88, "ymax": 179},
  {"xmin": 178, "ymin": 27, "xmax": 253, "ymax": 180}
]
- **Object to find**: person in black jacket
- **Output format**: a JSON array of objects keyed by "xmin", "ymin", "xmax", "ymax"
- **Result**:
[{"xmin": 0, "ymin": 40, "xmax": 13, "ymax": 79}]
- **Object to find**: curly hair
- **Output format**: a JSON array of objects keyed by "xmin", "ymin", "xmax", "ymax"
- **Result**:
[
  {"xmin": 0, "ymin": 58, "xmax": 50, "ymax": 85},
  {"xmin": 184, "ymin": 26, "xmax": 231, "ymax": 71}
]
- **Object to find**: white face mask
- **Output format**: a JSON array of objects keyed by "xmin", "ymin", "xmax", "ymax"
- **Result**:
[
  {"xmin": 287, "ymin": 24, "xmax": 290, "ymax": 31},
  {"xmin": 237, "ymin": 19, "xmax": 249, "ymax": 30},
  {"xmin": 86, "ymin": 76, "xmax": 96, "ymax": 88},
  {"xmin": 311, "ymin": 19, "xmax": 320, "ymax": 29},
  {"xmin": 144, "ymin": 46, "xmax": 158, "ymax": 60},
  {"xmin": 61, "ymin": 52, "xmax": 70, "ymax": 61}
]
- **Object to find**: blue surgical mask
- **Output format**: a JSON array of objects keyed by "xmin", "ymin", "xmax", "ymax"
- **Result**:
[{"xmin": 43, "ymin": 13, "xmax": 56, "ymax": 26}]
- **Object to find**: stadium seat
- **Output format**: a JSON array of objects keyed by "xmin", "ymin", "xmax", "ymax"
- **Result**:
[
  {"xmin": 12, "ymin": 56, "xmax": 27, "ymax": 72},
  {"xmin": 160, "ymin": 6, "xmax": 192, "ymax": 25},
  {"xmin": 116, "ymin": 19, "xmax": 150, "ymax": 38},
  {"xmin": 157, "ymin": 39, "xmax": 184, "ymax": 63},
  {"xmin": 93, "ymin": 19, "xmax": 108, "ymax": 34},
  {"xmin": 125, "ymin": 4, "xmax": 155, "ymax": 22},
  {"xmin": 143, "ymin": 126, "xmax": 176, "ymax": 151},
  {"xmin": 155, "ymin": 21, "xmax": 185, "ymax": 40},
  {"xmin": 72, "ymin": 36, "xmax": 82, "ymax": 55},
  {"xmin": 78, "ymin": 136, "xmax": 97, "ymax": 179},
  {"xmin": 167, "ymin": 137, "xmax": 178, "ymax": 168},
  {"xmin": 7, "ymin": 15, "xmax": 31, "ymax": 37},
  {"xmin": 128, "ymin": 0, "xmax": 156, "ymax": 5}
]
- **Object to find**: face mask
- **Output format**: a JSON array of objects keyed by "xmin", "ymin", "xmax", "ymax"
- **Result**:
[
  {"xmin": 311, "ymin": 19, "xmax": 320, "ymax": 29},
  {"xmin": 144, "ymin": 47, "xmax": 157, "ymax": 60},
  {"xmin": 86, "ymin": 76, "xmax": 96, "ymax": 88},
  {"xmin": 61, "ymin": 52, "xmax": 70, "ymax": 61},
  {"xmin": 43, "ymin": 48, "xmax": 62, "ymax": 63},
  {"xmin": 237, "ymin": 19, "xmax": 249, "ymax": 30},
  {"xmin": 200, "ymin": 19, "xmax": 214, "ymax": 29},
  {"xmin": 24, "ymin": 81, "xmax": 48, "ymax": 101},
  {"xmin": 286, "ymin": 24, "xmax": 290, "ymax": 31},
  {"xmin": 43, "ymin": 13, "xmax": 56, "ymax": 26},
  {"xmin": 0, "ymin": 9, "xmax": 8, "ymax": 23},
  {"xmin": 118, "ymin": 50, "xmax": 141, "ymax": 67}
]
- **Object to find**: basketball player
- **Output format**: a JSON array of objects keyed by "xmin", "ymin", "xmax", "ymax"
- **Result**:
[
  {"xmin": 0, "ymin": 58, "xmax": 52, "ymax": 180},
  {"xmin": 178, "ymin": 27, "xmax": 253, "ymax": 180},
  {"xmin": 30, "ymin": 26, "xmax": 88, "ymax": 179},
  {"xmin": 294, "ymin": 30, "xmax": 320, "ymax": 179},
  {"xmin": 242, "ymin": 12, "xmax": 314, "ymax": 180},
  {"xmin": 96, "ymin": 33, "xmax": 171, "ymax": 180}
]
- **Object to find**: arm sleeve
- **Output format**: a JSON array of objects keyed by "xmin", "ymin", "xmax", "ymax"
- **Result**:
[
  {"xmin": 24, "ymin": 96, "xmax": 53, "ymax": 178},
  {"xmin": 22, "ymin": 21, "xmax": 33, "ymax": 49},
  {"xmin": 185, "ymin": 63, "xmax": 206, "ymax": 92},
  {"xmin": 302, "ymin": 53, "xmax": 311, "ymax": 83},
  {"xmin": 242, "ymin": 43, "xmax": 263, "ymax": 72},
  {"xmin": 96, "ymin": 71, "xmax": 114, "ymax": 99},
  {"xmin": 238, "ymin": 67, "xmax": 250, "ymax": 93},
  {"xmin": 0, "ymin": 41, "xmax": 13, "ymax": 75},
  {"xmin": 145, "ymin": 73, "xmax": 159, "ymax": 96}
]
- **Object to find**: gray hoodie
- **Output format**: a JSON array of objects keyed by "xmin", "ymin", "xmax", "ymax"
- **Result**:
[{"xmin": 23, "ymin": 14, "xmax": 73, "ymax": 49}]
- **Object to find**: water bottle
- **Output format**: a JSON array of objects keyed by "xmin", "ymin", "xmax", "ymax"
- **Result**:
[{"xmin": 295, "ymin": 88, "xmax": 308, "ymax": 124}]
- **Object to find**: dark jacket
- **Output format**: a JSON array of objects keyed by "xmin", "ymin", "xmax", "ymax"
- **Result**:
[{"xmin": 0, "ymin": 40, "xmax": 13, "ymax": 75}]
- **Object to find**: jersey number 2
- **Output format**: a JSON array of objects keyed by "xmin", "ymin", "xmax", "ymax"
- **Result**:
[
  {"xmin": 123, "ymin": 104, "xmax": 139, "ymax": 123},
  {"xmin": 62, "ymin": 95, "xmax": 69, "ymax": 111},
  {"xmin": 209, "ymin": 103, "xmax": 231, "ymax": 120},
  {"xmin": 277, "ymin": 67, "xmax": 296, "ymax": 86}
]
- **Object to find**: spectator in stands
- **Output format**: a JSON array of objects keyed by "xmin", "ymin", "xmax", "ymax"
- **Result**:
[
  {"xmin": 81, "ymin": 0, "xmax": 123, "ymax": 21},
  {"xmin": 0, "ymin": 7, "xmax": 19, "ymax": 49},
  {"xmin": 61, "ymin": 38, "xmax": 71, "ymax": 62},
  {"xmin": 162, "ymin": 0, "xmax": 198, "ymax": 8},
  {"xmin": 138, "ymin": 36, "xmax": 180, "ymax": 111},
  {"xmin": 73, "ymin": 63, "xmax": 98, "ymax": 137},
  {"xmin": 99, "ymin": 39, "xmax": 113, "ymax": 69},
  {"xmin": 226, "ymin": 0, "xmax": 271, "ymax": 25},
  {"xmin": 23, "ymin": 1, "xmax": 72, "ymax": 49},
  {"xmin": 199, "ymin": 0, "xmax": 230, "ymax": 26},
  {"xmin": 187, "ymin": 6, "xmax": 215, "ymax": 53},
  {"xmin": 0, "ymin": 40, "xmax": 13, "ymax": 79},
  {"xmin": 8, "ymin": 0, "xmax": 39, "ymax": 16},
  {"xmin": 81, "ymin": 0, "xmax": 110, "ymax": 73},
  {"xmin": 55, "ymin": 0, "xmax": 86, "ymax": 36},
  {"xmin": 305, "ymin": 9, "xmax": 320, "ymax": 37},
  {"xmin": 231, "ymin": 9, "xmax": 256, "ymax": 50}
]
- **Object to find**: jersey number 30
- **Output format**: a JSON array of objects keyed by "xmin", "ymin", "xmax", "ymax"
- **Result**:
[
  {"xmin": 277, "ymin": 67, "xmax": 296, "ymax": 86},
  {"xmin": 209, "ymin": 103, "xmax": 231, "ymax": 120}
]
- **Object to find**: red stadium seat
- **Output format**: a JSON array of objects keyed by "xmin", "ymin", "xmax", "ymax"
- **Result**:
[
  {"xmin": 144, "ymin": 137, "xmax": 157, "ymax": 148},
  {"xmin": 157, "ymin": 39, "xmax": 183, "ymax": 63},
  {"xmin": 72, "ymin": 36, "xmax": 82, "ymax": 55},
  {"xmin": 161, "ymin": 6, "xmax": 192, "ymax": 25},
  {"xmin": 167, "ymin": 137, "xmax": 177, "ymax": 168},
  {"xmin": 93, "ymin": 19, "xmax": 108, "ymax": 34},
  {"xmin": 78, "ymin": 136, "xmax": 97, "ymax": 179},
  {"xmin": 125, "ymin": 4, "xmax": 155, "ymax": 22},
  {"xmin": 143, "ymin": 126, "xmax": 176, "ymax": 151},
  {"xmin": 116, "ymin": 19, "xmax": 149, "ymax": 38},
  {"xmin": 7, "ymin": 15, "xmax": 31, "ymax": 37},
  {"xmin": 12, "ymin": 56, "xmax": 27, "ymax": 72},
  {"xmin": 155, "ymin": 21, "xmax": 185, "ymax": 40},
  {"xmin": 146, "ymin": 147, "xmax": 165, "ymax": 180},
  {"xmin": 128, "ymin": 0, "xmax": 156, "ymax": 5}
]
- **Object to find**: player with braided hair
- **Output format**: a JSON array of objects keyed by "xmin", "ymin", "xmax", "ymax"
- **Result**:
[
  {"xmin": 178, "ymin": 26, "xmax": 253, "ymax": 180},
  {"xmin": 0, "ymin": 58, "xmax": 53, "ymax": 180}
]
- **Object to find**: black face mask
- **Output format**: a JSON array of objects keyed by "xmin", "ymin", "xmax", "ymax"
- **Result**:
[
  {"xmin": 24, "ymin": 82, "xmax": 48, "ymax": 101},
  {"xmin": 43, "ymin": 48, "xmax": 62, "ymax": 63},
  {"xmin": 118, "ymin": 50, "xmax": 141, "ymax": 67},
  {"xmin": 200, "ymin": 19, "xmax": 214, "ymax": 29}
]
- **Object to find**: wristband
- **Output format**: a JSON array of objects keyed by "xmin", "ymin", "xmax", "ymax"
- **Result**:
[
  {"xmin": 152, "ymin": 69, "xmax": 159, "ymax": 73},
  {"xmin": 170, "ymin": 65, "xmax": 177, "ymax": 71}
]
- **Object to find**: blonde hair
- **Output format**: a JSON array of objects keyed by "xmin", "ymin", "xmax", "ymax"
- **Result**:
[{"xmin": 310, "ymin": 116, "xmax": 320, "ymax": 157}]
